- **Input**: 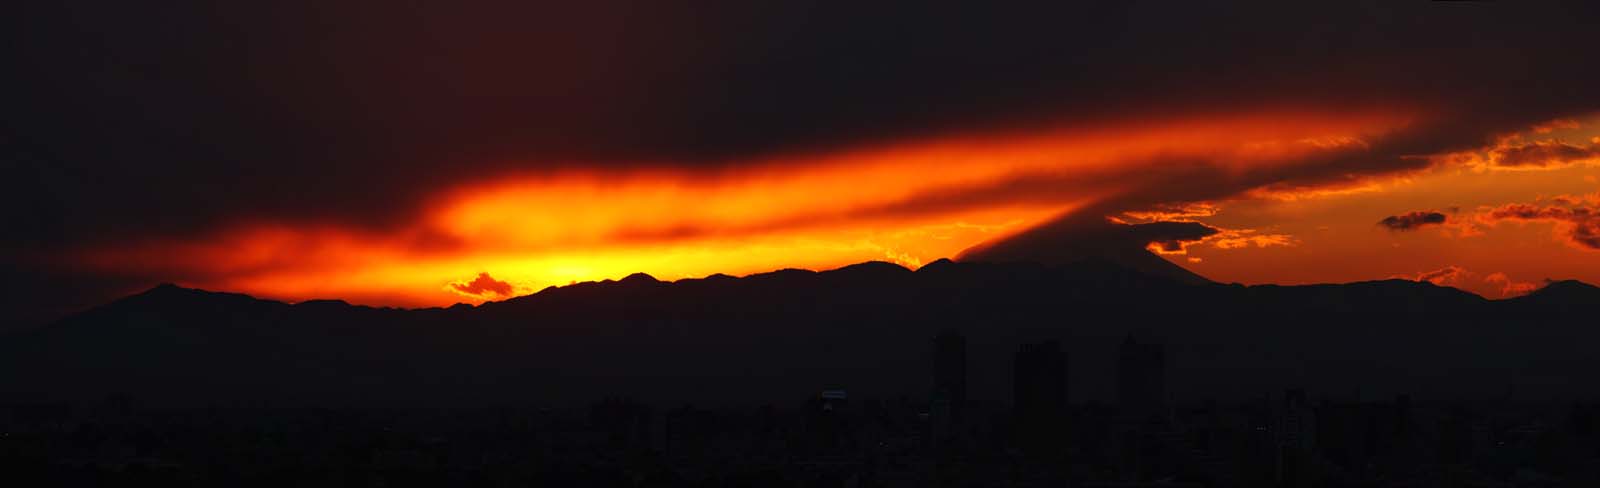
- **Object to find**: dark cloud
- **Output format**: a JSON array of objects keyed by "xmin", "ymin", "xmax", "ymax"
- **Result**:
[
  {"xmin": 449, "ymin": 272, "xmax": 515, "ymax": 300},
  {"xmin": 1126, "ymin": 221, "xmax": 1225, "ymax": 253},
  {"xmin": 1379, "ymin": 211, "xmax": 1448, "ymax": 231},
  {"xmin": 1491, "ymin": 139, "xmax": 1600, "ymax": 168},
  {"xmin": 1481, "ymin": 203, "xmax": 1600, "ymax": 250},
  {"xmin": 5, "ymin": 1, "xmax": 1600, "ymax": 253}
]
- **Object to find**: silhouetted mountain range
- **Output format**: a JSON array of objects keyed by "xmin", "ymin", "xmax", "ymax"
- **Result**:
[{"xmin": 2, "ymin": 259, "xmax": 1596, "ymax": 408}]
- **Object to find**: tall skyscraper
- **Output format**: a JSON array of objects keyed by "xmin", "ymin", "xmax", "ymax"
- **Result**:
[
  {"xmin": 933, "ymin": 330, "xmax": 967, "ymax": 420},
  {"xmin": 1273, "ymin": 388, "xmax": 1317, "ymax": 487},
  {"xmin": 1117, "ymin": 333, "xmax": 1166, "ymax": 414},
  {"xmin": 1014, "ymin": 340, "xmax": 1066, "ymax": 454}
]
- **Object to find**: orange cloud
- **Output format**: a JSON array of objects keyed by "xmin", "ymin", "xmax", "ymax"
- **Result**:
[
  {"xmin": 1144, "ymin": 224, "xmax": 1295, "ymax": 254},
  {"xmin": 448, "ymin": 272, "xmax": 517, "ymax": 300},
  {"xmin": 1531, "ymin": 118, "xmax": 1582, "ymax": 134},
  {"xmin": 1491, "ymin": 139, "xmax": 1600, "ymax": 169},
  {"xmin": 1484, "ymin": 272, "xmax": 1540, "ymax": 298},
  {"xmin": 1439, "ymin": 122, "xmax": 1600, "ymax": 171},
  {"xmin": 1394, "ymin": 266, "xmax": 1539, "ymax": 298},
  {"xmin": 1115, "ymin": 201, "xmax": 1294, "ymax": 253},
  {"xmin": 1120, "ymin": 203, "xmax": 1222, "ymax": 223},
  {"xmin": 1396, "ymin": 265, "xmax": 1468, "ymax": 286},
  {"xmin": 1478, "ymin": 202, "xmax": 1600, "ymax": 251},
  {"xmin": 1207, "ymin": 229, "xmax": 1296, "ymax": 250}
]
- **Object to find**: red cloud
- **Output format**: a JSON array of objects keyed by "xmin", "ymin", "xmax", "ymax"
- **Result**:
[
  {"xmin": 1484, "ymin": 272, "xmax": 1540, "ymax": 297},
  {"xmin": 1479, "ymin": 203, "xmax": 1600, "ymax": 250},
  {"xmin": 1402, "ymin": 265, "xmax": 1468, "ymax": 286},
  {"xmin": 448, "ymin": 272, "xmax": 516, "ymax": 300},
  {"xmin": 1491, "ymin": 139, "xmax": 1600, "ymax": 168},
  {"xmin": 1394, "ymin": 266, "xmax": 1541, "ymax": 298}
]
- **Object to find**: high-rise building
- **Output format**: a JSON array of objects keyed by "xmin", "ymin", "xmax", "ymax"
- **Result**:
[
  {"xmin": 1273, "ymin": 388, "xmax": 1317, "ymax": 486},
  {"xmin": 1275, "ymin": 389, "xmax": 1316, "ymax": 452},
  {"xmin": 1014, "ymin": 340, "xmax": 1066, "ymax": 454},
  {"xmin": 590, "ymin": 397, "xmax": 653, "ymax": 449},
  {"xmin": 933, "ymin": 330, "xmax": 967, "ymax": 420},
  {"xmin": 1117, "ymin": 333, "xmax": 1166, "ymax": 414}
]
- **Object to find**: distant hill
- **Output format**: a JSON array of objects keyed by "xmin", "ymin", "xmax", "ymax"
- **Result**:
[{"xmin": 2, "ymin": 258, "xmax": 1596, "ymax": 408}]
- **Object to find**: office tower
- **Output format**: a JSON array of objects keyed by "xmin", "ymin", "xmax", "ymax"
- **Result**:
[
  {"xmin": 1014, "ymin": 340, "xmax": 1066, "ymax": 454},
  {"xmin": 1117, "ymin": 333, "xmax": 1166, "ymax": 414},
  {"xmin": 933, "ymin": 330, "xmax": 967, "ymax": 420}
]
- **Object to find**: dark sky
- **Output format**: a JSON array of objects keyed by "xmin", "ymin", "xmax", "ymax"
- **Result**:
[{"xmin": 5, "ymin": 1, "xmax": 1600, "ymax": 330}]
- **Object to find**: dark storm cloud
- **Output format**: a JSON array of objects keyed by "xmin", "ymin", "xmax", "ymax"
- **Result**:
[
  {"xmin": 6, "ymin": 0, "xmax": 1600, "ymax": 254},
  {"xmin": 1379, "ymin": 211, "xmax": 1449, "ymax": 231}
]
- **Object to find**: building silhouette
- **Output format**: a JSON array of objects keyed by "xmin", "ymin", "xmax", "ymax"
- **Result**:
[
  {"xmin": 1274, "ymin": 388, "xmax": 1317, "ymax": 486},
  {"xmin": 1013, "ymin": 340, "xmax": 1066, "ymax": 456},
  {"xmin": 1117, "ymin": 333, "xmax": 1166, "ymax": 415},
  {"xmin": 589, "ymin": 396, "xmax": 653, "ymax": 449},
  {"xmin": 932, "ymin": 330, "xmax": 967, "ymax": 421}
]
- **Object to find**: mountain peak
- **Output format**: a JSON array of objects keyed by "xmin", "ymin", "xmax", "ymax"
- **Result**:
[
  {"xmin": 957, "ymin": 216, "xmax": 1214, "ymax": 285},
  {"xmin": 1536, "ymin": 279, "xmax": 1597, "ymax": 292},
  {"xmin": 832, "ymin": 261, "xmax": 911, "ymax": 274},
  {"xmin": 125, "ymin": 282, "xmax": 210, "ymax": 303},
  {"xmin": 145, "ymin": 282, "xmax": 188, "ymax": 294},
  {"xmin": 919, "ymin": 257, "xmax": 956, "ymax": 270},
  {"xmin": 296, "ymin": 298, "xmax": 352, "ymax": 308},
  {"xmin": 619, "ymin": 272, "xmax": 660, "ymax": 284},
  {"xmin": 1518, "ymin": 279, "xmax": 1600, "ymax": 302}
]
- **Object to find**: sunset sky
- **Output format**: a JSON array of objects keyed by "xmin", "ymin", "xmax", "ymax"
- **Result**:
[{"xmin": 4, "ymin": 1, "xmax": 1600, "ymax": 329}]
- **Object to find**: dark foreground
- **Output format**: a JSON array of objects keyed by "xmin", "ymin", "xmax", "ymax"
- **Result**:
[
  {"xmin": 4, "ymin": 259, "xmax": 1600, "ymax": 485},
  {"xmin": 5, "ymin": 395, "xmax": 1600, "ymax": 486}
]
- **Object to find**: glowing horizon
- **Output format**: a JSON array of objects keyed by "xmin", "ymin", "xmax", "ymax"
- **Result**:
[{"xmin": 59, "ymin": 106, "xmax": 1600, "ymax": 306}]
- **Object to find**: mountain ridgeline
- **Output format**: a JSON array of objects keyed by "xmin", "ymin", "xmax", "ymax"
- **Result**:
[{"xmin": 2, "ymin": 259, "xmax": 1596, "ymax": 408}]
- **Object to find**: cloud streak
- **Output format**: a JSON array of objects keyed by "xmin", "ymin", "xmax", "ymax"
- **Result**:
[
  {"xmin": 1479, "ymin": 202, "xmax": 1600, "ymax": 251},
  {"xmin": 1489, "ymin": 138, "xmax": 1600, "ymax": 169},
  {"xmin": 1379, "ymin": 211, "xmax": 1448, "ymax": 231},
  {"xmin": 1395, "ymin": 266, "xmax": 1540, "ymax": 298},
  {"xmin": 1395, "ymin": 265, "xmax": 1468, "ymax": 286}
]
